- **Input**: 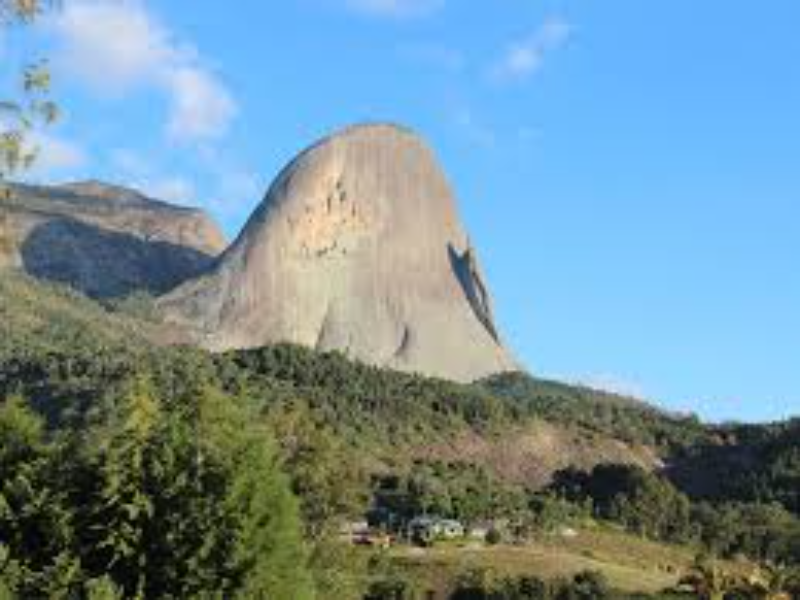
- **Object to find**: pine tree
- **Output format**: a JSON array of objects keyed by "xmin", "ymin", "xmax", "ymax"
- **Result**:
[
  {"xmin": 0, "ymin": 397, "xmax": 77, "ymax": 597},
  {"xmin": 191, "ymin": 387, "xmax": 315, "ymax": 599},
  {"xmin": 64, "ymin": 379, "xmax": 316, "ymax": 598},
  {"xmin": 266, "ymin": 400, "xmax": 369, "ymax": 599},
  {"xmin": 72, "ymin": 378, "xmax": 162, "ymax": 598}
]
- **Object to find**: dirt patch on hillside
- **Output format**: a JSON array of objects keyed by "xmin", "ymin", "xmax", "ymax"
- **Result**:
[{"xmin": 414, "ymin": 420, "xmax": 661, "ymax": 488}]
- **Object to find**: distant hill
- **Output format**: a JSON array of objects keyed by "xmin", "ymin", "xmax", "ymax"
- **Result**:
[{"xmin": 0, "ymin": 180, "xmax": 225, "ymax": 299}]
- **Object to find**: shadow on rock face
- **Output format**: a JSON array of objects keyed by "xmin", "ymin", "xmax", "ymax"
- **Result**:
[
  {"xmin": 448, "ymin": 243, "xmax": 501, "ymax": 344},
  {"xmin": 21, "ymin": 218, "xmax": 215, "ymax": 299}
]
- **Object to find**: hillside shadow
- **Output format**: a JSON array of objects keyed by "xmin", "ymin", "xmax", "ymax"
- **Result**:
[{"xmin": 21, "ymin": 218, "xmax": 214, "ymax": 299}]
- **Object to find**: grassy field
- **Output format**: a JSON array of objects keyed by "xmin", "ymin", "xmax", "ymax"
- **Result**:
[{"xmin": 388, "ymin": 525, "xmax": 716, "ymax": 596}]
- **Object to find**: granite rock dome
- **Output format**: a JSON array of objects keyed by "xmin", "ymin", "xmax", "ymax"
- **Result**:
[{"xmin": 159, "ymin": 124, "xmax": 516, "ymax": 381}]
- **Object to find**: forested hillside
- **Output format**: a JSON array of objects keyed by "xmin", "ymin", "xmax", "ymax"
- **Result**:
[{"xmin": 1, "ymin": 273, "xmax": 798, "ymax": 597}]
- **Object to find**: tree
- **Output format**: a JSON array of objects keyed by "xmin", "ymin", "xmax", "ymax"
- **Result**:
[
  {"xmin": 1, "ymin": 0, "xmax": 54, "ymax": 22},
  {"xmin": 62, "ymin": 380, "xmax": 316, "ymax": 598},
  {"xmin": 553, "ymin": 464, "xmax": 694, "ymax": 543},
  {"xmin": 194, "ymin": 388, "xmax": 315, "ymax": 599},
  {"xmin": 0, "ymin": 544, "xmax": 21, "ymax": 599},
  {"xmin": 70, "ymin": 378, "xmax": 165, "ymax": 597},
  {"xmin": 0, "ymin": 397, "xmax": 78, "ymax": 597},
  {"xmin": 561, "ymin": 571, "xmax": 611, "ymax": 600},
  {"xmin": 1, "ymin": 383, "xmax": 317, "ymax": 598},
  {"xmin": 744, "ymin": 563, "xmax": 798, "ymax": 600},
  {"xmin": 266, "ymin": 400, "xmax": 368, "ymax": 538},
  {"xmin": 450, "ymin": 568, "xmax": 501, "ymax": 600},
  {"xmin": 266, "ymin": 400, "xmax": 369, "ymax": 599},
  {"xmin": 679, "ymin": 558, "xmax": 740, "ymax": 600},
  {"xmin": 84, "ymin": 576, "xmax": 124, "ymax": 600},
  {"xmin": 0, "ymin": 0, "xmax": 59, "ymax": 183}
]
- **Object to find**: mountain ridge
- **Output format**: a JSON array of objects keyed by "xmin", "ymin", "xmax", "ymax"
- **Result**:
[{"xmin": 0, "ymin": 180, "xmax": 226, "ymax": 299}]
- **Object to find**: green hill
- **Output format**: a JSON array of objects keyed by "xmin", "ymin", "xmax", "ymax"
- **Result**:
[
  {"xmin": 1, "ymin": 272, "xmax": 798, "ymax": 597},
  {"xmin": 1, "ymin": 272, "xmax": 797, "ymax": 518}
]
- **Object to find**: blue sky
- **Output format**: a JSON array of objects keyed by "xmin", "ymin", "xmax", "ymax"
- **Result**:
[{"xmin": 5, "ymin": 0, "xmax": 800, "ymax": 422}]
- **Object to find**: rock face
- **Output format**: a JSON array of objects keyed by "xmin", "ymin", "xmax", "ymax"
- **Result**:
[
  {"xmin": 160, "ymin": 124, "xmax": 516, "ymax": 382},
  {"xmin": 0, "ymin": 181, "xmax": 226, "ymax": 298}
]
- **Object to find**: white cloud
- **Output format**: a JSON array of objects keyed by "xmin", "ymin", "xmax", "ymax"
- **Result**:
[
  {"xmin": 27, "ymin": 132, "xmax": 88, "ymax": 177},
  {"xmin": 108, "ymin": 146, "xmax": 260, "ymax": 224},
  {"xmin": 52, "ymin": 0, "xmax": 236, "ymax": 144},
  {"xmin": 52, "ymin": 0, "xmax": 173, "ymax": 93},
  {"xmin": 165, "ymin": 67, "xmax": 236, "ymax": 143},
  {"xmin": 196, "ymin": 146, "xmax": 263, "ymax": 220},
  {"xmin": 492, "ymin": 16, "xmax": 572, "ymax": 82},
  {"xmin": 346, "ymin": 0, "xmax": 444, "ymax": 18}
]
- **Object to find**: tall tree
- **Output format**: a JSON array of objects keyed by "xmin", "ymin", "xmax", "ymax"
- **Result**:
[
  {"xmin": 56, "ymin": 379, "xmax": 316, "ymax": 598},
  {"xmin": 0, "ymin": 397, "xmax": 78, "ymax": 597},
  {"xmin": 266, "ymin": 400, "xmax": 369, "ymax": 600}
]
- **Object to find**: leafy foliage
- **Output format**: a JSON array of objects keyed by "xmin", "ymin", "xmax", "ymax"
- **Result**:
[
  {"xmin": 553, "ymin": 464, "xmax": 693, "ymax": 543},
  {"xmin": 447, "ymin": 569, "xmax": 621, "ymax": 600},
  {"xmin": 481, "ymin": 373, "xmax": 709, "ymax": 451},
  {"xmin": 0, "ymin": 0, "xmax": 59, "ymax": 182},
  {"xmin": 0, "ymin": 387, "xmax": 314, "ymax": 598},
  {"xmin": 2, "ymin": 275, "xmax": 800, "ymax": 597},
  {"xmin": 669, "ymin": 420, "xmax": 800, "ymax": 517},
  {"xmin": 551, "ymin": 463, "xmax": 800, "ymax": 564},
  {"xmin": 372, "ymin": 461, "xmax": 527, "ymax": 527}
]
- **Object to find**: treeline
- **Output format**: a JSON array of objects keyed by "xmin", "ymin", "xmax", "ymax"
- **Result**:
[
  {"xmin": 223, "ymin": 344, "xmax": 511, "ymax": 439},
  {"xmin": 5, "ymin": 339, "xmax": 703, "ymax": 455},
  {"xmin": 480, "ymin": 373, "xmax": 709, "ymax": 451},
  {"xmin": 552, "ymin": 464, "xmax": 800, "ymax": 565},
  {"xmin": 367, "ymin": 458, "xmax": 800, "ymax": 565},
  {"xmin": 4, "ymin": 273, "xmax": 797, "ymax": 513},
  {"xmin": 369, "ymin": 563, "xmax": 800, "ymax": 600},
  {"xmin": 668, "ymin": 419, "xmax": 800, "ymax": 518},
  {"xmin": 370, "ymin": 568, "xmax": 682, "ymax": 600},
  {"xmin": 371, "ymin": 461, "xmax": 529, "ymax": 530}
]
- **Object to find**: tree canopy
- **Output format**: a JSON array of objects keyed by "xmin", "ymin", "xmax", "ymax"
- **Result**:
[{"xmin": 0, "ymin": 384, "xmax": 315, "ymax": 598}]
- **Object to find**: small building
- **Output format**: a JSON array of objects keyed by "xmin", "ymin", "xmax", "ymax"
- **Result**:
[
  {"xmin": 438, "ymin": 519, "xmax": 465, "ymax": 539},
  {"xmin": 340, "ymin": 520, "xmax": 370, "ymax": 537},
  {"xmin": 407, "ymin": 516, "xmax": 465, "ymax": 545}
]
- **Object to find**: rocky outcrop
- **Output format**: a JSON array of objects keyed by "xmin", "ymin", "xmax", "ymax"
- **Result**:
[
  {"xmin": 0, "ymin": 181, "xmax": 226, "ymax": 298},
  {"xmin": 159, "ymin": 124, "xmax": 516, "ymax": 382}
]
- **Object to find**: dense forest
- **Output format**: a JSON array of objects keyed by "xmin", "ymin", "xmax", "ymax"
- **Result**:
[{"xmin": 1, "ymin": 274, "xmax": 799, "ymax": 598}]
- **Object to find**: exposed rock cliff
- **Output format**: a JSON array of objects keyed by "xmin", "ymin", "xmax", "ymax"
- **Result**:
[
  {"xmin": 160, "ymin": 124, "xmax": 516, "ymax": 382},
  {"xmin": 0, "ymin": 181, "xmax": 225, "ymax": 298}
]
